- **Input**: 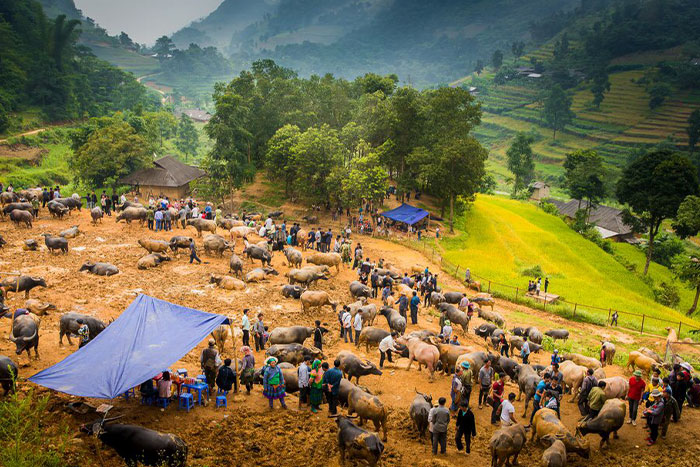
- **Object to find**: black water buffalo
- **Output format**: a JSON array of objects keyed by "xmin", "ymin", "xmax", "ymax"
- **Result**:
[
  {"xmin": 268, "ymin": 326, "xmax": 314, "ymax": 345},
  {"xmin": 3, "ymin": 202, "xmax": 32, "ymax": 216},
  {"xmin": 243, "ymin": 243, "xmax": 272, "ymax": 266},
  {"xmin": 10, "ymin": 314, "xmax": 39, "ymax": 360},
  {"xmin": 1, "ymin": 275, "xmax": 47, "ymax": 298},
  {"xmin": 42, "ymin": 233, "xmax": 68, "ymax": 254},
  {"xmin": 9, "ymin": 210, "xmax": 33, "ymax": 228},
  {"xmin": 337, "ymin": 350, "xmax": 382, "ymax": 383},
  {"xmin": 410, "ymin": 391, "xmax": 433, "ymax": 439},
  {"xmin": 437, "ymin": 302, "xmax": 470, "ymax": 333},
  {"xmin": 79, "ymin": 261, "xmax": 119, "ymax": 276},
  {"xmin": 545, "ymin": 329, "xmax": 570, "ymax": 341},
  {"xmin": 576, "ymin": 398, "xmax": 626, "ymax": 448},
  {"xmin": 494, "ymin": 356, "xmax": 520, "ymax": 380},
  {"xmin": 265, "ymin": 343, "xmax": 324, "ymax": 365},
  {"xmin": 357, "ymin": 327, "xmax": 390, "ymax": 352},
  {"xmin": 511, "ymin": 327, "xmax": 527, "ymax": 336},
  {"xmin": 82, "ymin": 420, "xmax": 187, "ymax": 467},
  {"xmin": 47, "ymin": 200, "xmax": 69, "ymax": 218},
  {"xmin": 379, "ymin": 306, "xmax": 406, "ymax": 335},
  {"xmin": 474, "ymin": 322, "xmax": 498, "ymax": 340},
  {"xmin": 349, "ymin": 281, "xmax": 372, "ymax": 299},
  {"xmin": 0, "ymin": 355, "xmax": 18, "ymax": 395},
  {"xmin": 169, "ymin": 236, "xmax": 192, "ymax": 254},
  {"xmin": 281, "ymin": 284, "xmax": 304, "ymax": 299},
  {"xmin": 59, "ymin": 312, "xmax": 107, "ymax": 346},
  {"xmin": 509, "ymin": 336, "xmax": 543, "ymax": 358},
  {"xmin": 54, "ymin": 197, "xmax": 81, "ymax": 212},
  {"xmin": 527, "ymin": 327, "xmax": 544, "ymax": 345},
  {"xmin": 514, "ymin": 364, "xmax": 542, "ymax": 417},
  {"xmin": 90, "ymin": 207, "xmax": 103, "ymax": 224},
  {"xmin": 333, "ymin": 415, "xmax": 384, "ymax": 466},
  {"xmin": 443, "ymin": 292, "xmax": 464, "ymax": 304}
]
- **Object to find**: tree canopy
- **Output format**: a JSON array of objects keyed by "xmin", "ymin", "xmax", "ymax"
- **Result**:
[
  {"xmin": 506, "ymin": 133, "xmax": 535, "ymax": 197},
  {"xmin": 563, "ymin": 149, "xmax": 606, "ymax": 217}
]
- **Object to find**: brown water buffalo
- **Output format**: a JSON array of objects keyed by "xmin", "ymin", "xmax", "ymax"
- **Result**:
[
  {"xmin": 300, "ymin": 290, "xmax": 337, "ymax": 312},
  {"xmin": 210, "ymin": 325, "xmax": 232, "ymax": 354},
  {"xmin": 115, "ymin": 207, "xmax": 147, "ymax": 224},
  {"xmin": 435, "ymin": 343, "xmax": 473, "ymax": 374},
  {"xmin": 9, "ymin": 209, "xmax": 33, "ymax": 228},
  {"xmin": 210, "ymin": 274, "xmax": 246, "ymax": 291},
  {"xmin": 541, "ymin": 436, "xmax": 566, "ymax": 467},
  {"xmin": 437, "ymin": 303, "xmax": 470, "ymax": 333},
  {"xmin": 283, "ymin": 247, "xmax": 303, "ymax": 268},
  {"xmin": 306, "ymin": 252, "xmax": 342, "ymax": 274},
  {"xmin": 356, "ymin": 304, "xmax": 378, "ymax": 327},
  {"xmin": 287, "ymin": 268, "xmax": 328, "ymax": 287},
  {"xmin": 625, "ymin": 351, "xmax": 657, "ymax": 376},
  {"xmin": 244, "ymin": 267, "xmax": 278, "ymax": 282},
  {"xmin": 600, "ymin": 376, "xmax": 629, "ymax": 399},
  {"xmin": 265, "ymin": 343, "xmax": 324, "ymax": 366},
  {"xmin": 137, "ymin": 253, "xmax": 170, "ymax": 270},
  {"xmin": 337, "ymin": 350, "xmax": 383, "ymax": 383},
  {"xmin": 472, "ymin": 293, "xmax": 495, "ymax": 310},
  {"xmin": 24, "ymin": 299, "xmax": 55, "ymax": 315},
  {"xmin": 333, "ymin": 415, "xmax": 384, "ymax": 467},
  {"xmin": 527, "ymin": 327, "xmax": 543, "ymax": 344},
  {"xmin": 637, "ymin": 347, "xmax": 662, "ymax": 363},
  {"xmin": 576, "ymin": 398, "xmax": 626, "ymax": 449},
  {"xmin": 478, "ymin": 308, "xmax": 505, "ymax": 328},
  {"xmin": 187, "ymin": 218, "xmax": 217, "ymax": 237},
  {"xmin": 268, "ymin": 326, "xmax": 314, "ymax": 345},
  {"xmin": 557, "ymin": 360, "xmax": 587, "ymax": 401},
  {"xmin": 489, "ymin": 424, "xmax": 527, "ymax": 467},
  {"xmin": 395, "ymin": 335, "xmax": 440, "ymax": 381},
  {"xmin": 562, "ymin": 353, "xmax": 602, "ymax": 370},
  {"xmin": 456, "ymin": 351, "xmax": 494, "ymax": 385},
  {"xmin": 346, "ymin": 386, "xmax": 389, "ymax": 441},
  {"xmin": 357, "ymin": 327, "xmax": 390, "ymax": 352},
  {"xmin": 531, "ymin": 408, "xmax": 590, "ymax": 459},
  {"xmin": 229, "ymin": 253, "xmax": 244, "ymax": 277},
  {"xmin": 202, "ymin": 234, "xmax": 233, "ymax": 256}
]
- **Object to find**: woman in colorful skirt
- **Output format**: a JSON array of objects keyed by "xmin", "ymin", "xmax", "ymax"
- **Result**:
[
  {"xmin": 262, "ymin": 357, "xmax": 287, "ymax": 409},
  {"xmin": 240, "ymin": 346, "xmax": 256, "ymax": 395},
  {"xmin": 308, "ymin": 359, "xmax": 324, "ymax": 413}
]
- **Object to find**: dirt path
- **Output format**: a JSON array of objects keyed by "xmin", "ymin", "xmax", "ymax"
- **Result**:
[
  {"xmin": 1, "ymin": 209, "xmax": 698, "ymax": 466},
  {"xmin": 0, "ymin": 128, "xmax": 47, "ymax": 143}
]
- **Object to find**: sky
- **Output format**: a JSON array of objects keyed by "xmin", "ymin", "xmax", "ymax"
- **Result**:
[{"xmin": 74, "ymin": 0, "xmax": 223, "ymax": 45}]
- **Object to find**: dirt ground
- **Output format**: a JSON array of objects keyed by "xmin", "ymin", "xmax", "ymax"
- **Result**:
[{"xmin": 1, "ymin": 206, "xmax": 699, "ymax": 466}]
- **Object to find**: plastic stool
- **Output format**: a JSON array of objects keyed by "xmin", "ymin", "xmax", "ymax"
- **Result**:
[
  {"xmin": 177, "ymin": 368, "xmax": 188, "ymax": 377},
  {"xmin": 196, "ymin": 374, "xmax": 206, "ymax": 382},
  {"xmin": 215, "ymin": 395, "xmax": 227, "ymax": 408},
  {"xmin": 179, "ymin": 393, "xmax": 194, "ymax": 412},
  {"xmin": 156, "ymin": 397, "xmax": 169, "ymax": 409},
  {"xmin": 122, "ymin": 388, "xmax": 136, "ymax": 401}
]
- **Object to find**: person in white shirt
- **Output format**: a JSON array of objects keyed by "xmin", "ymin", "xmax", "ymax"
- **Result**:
[
  {"xmin": 379, "ymin": 332, "xmax": 398, "ymax": 368},
  {"xmin": 265, "ymin": 216, "xmax": 273, "ymax": 230},
  {"xmin": 342, "ymin": 310, "xmax": 353, "ymax": 343},
  {"xmin": 120, "ymin": 194, "xmax": 127, "ymax": 205},
  {"xmin": 240, "ymin": 309, "xmax": 251, "ymax": 347},
  {"xmin": 259, "ymin": 225, "xmax": 267, "ymax": 238},
  {"xmin": 498, "ymin": 392, "xmax": 517, "ymax": 426},
  {"xmin": 352, "ymin": 312, "xmax": 363, "ymax": 346},
  {"xmin": 442, "ymin": 320, "xmax": 453, "ymax": 343},
  {"xmin": 191, "ymin": 206, "xmax": 199, "ymax": 218}
]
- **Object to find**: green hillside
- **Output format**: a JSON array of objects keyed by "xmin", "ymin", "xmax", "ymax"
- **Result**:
[{"xmin": 438, "ymin": 195, "xmax": 700, "ymax": 337}]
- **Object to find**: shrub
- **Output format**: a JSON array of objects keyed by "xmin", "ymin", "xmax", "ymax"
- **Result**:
[
  {"xmin": 643, "ymin": 233, "xmax": 686, "ymax": 267},
  {"xmin": 539, "ymin": 201, "xmax": 559, "ymax": 216},
  {"xmin": 580, "ymin": 227, "xmax": 614, "ymax": 253},
  {"xmin": 653, "ymin": 281, "xmax": 681, "ymax": 308},
  {"xmin": 521, "ymin": 265, "xmax": 544, "ymax": 277}
]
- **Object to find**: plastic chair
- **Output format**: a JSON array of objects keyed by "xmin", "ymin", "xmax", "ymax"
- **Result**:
[
  {"xmin": 179, "ymin": 393, "xmax": 194, "ymax": 412},
  {"xmin": 156, "ymin": 397, "xmax": 169, "ymax": 409},
  {"xmin": 215, "ymin": 395, "xmax": 227, "ymax": 408}
]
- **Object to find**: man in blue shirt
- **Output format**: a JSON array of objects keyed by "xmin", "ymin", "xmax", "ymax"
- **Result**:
[
  {"xmin": 322, "ymin": 359, "xmax": 343, "ymax": 415},
  {"xmin": 409, "ymin": 291, "xmax": 421, "ymax": 325},
  {"xmin": 527, "ymin": 373, "xmax": 550, "ymax": 427}
]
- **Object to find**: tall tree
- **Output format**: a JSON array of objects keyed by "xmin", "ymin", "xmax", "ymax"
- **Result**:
[
  {"xmin": 687, "ymin": 108, "xmax": 700, "ymax": 155},
  {"xmin": 511, "ymin": 41, "xmax": 525, "ymax": 59},
  {"xmin": 672, "ymin": 255, "xmax": 700, "ymax": 316},
  {"xmin": 672, "ymin": 195, "xmax": 700, "ymax": 239},
  {"xmin": 506, "ymin": 132, "xmax": 535, "ymax": 197},
  {"xmin": 617, "ymin": 149, "xmax": 699, "ymax": 275},
  {"xmin": 143, "ymin": 111, "xmax": 177, "ymax": 149},
  {"xmin": 491, "ymin": 49, "xmax": 504, "ymax": 69},
  {"xmin": 50, "ymin": 14, "xmax": 81, "ymax": 71},
  {"xmin": 153, "ymin": 35, "xmax": 175, "ymax": 59},
  {"xmin": 175, "ymin": 114, "xmax": 198, "ymax": 161},
  {"xmin": 265, "ymin": 124, "xmax": 301, "ymax": 195},
  {"xmin": 340, "ymin": 153, "xmax": 388, "ymax": 208},
  {"xmin": 542, "ymin": 85, "xmax": 574, "ymax": 139},
  {"xmin": 563, "ymin": 149, "xmax": 606, "ymax": 218},
  {"xmin": 474, "ymin": 60, "xmax": 484, "ymax": 75},
  {"xmin": 590, "ymin": 66, "xmax": 611, "ymax": 108},
  {"xmin": 290, "ymin": 125, "xmax": 344, "ymax": 203}
]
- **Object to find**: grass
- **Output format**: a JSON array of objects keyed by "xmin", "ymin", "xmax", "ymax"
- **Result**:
[
  {"xmin": 436, "ymin": 195, "xmax": 700, "ymax": 337},
  {"xmin": 89, "ymin": 44, "xmax": 161, "ymax": 77}
]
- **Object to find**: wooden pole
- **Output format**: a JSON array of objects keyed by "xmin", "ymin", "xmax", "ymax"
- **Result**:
[
  {"xmin": 488, "ymin": 281, "xmax": 491, "ymax": 294},
  {"xmin": 678, "ymin": 321, "xmax": 682, "ymax": 336},
  {"xmin": 640, "ymin": 315, "xmax": 645, "ymax": 334},
  {"xmin": 573, "ymin": 303, "xmax": 577, "ymax": 319},
  {"xmin": 515, "ymin": 287, "xmax": 518, "ymax": 300}
]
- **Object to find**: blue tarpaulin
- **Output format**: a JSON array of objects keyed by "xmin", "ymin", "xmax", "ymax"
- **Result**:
[
  {"xmin": 381, "ymin": 203, "xmax": 429, "ymax": 225},
  {"xmin": 29, "ymin": 294, "xmax": 227, "ymax": 399}
]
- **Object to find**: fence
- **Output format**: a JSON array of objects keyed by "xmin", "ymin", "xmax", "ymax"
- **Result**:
[{"xmin": 393, "ymin": 237, "xmax": 700, "ymax": 340}]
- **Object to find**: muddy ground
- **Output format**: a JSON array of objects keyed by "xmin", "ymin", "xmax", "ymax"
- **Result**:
[{"xmin": 1, "ymin": 206, "xmax": 699, "ymax": 466}]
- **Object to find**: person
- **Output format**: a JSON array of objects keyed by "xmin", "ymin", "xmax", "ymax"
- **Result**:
[
  {"xmin": 550, "ymin": 363, "xmax": 563, "ymax": 387},
  {"xmin": 189, "ymin": 238, "xmax": 201, "ymax": 264},
  {"xmin": 686, "ymin": 377, "xmax": 700, "ymax": 407},
  {"xmin": 240, "ymin": 346, "xmax": 255, "ymax": 395},
  {"xmin": 178, "ymin": 205, "xmax": 187, "ymax": 229},
  {"xmin": 544, "ymin": 277, "xmax": 549, "ymax": 293},
  {"xmin": 544, "ymin": 390, "xmax": 559, "ymax": 415},
  {"xmin": 449, "ymin": 366, "xmax": 464, "ymax": 412},
  {"xmin": 41, "ymin": 188, "xmax": 49, "ymax": 208},
  {"xmin": 341, "ymin": 307, "xmax": 353, "ymax": 343},
  {"xmin": 490, "ymin": 373, "xmax": 506, "ymax": 425},
  {"xmin": 628, "ymin": 370, "xmax": 646, "ymax": 426},
  {"xmin": 31, "ymin": 197, "xmax": 39, "ymax": 218},
  {"xmin": 313, "ymin": 320, "xmax": 326, "ymax": 350},
  {"xmin": 611, "ymin": 310, "xmax": 618, "ymax": 326},
  {"xmin": 158, "ymin": 371, "xmax": 172, "ymax": 400},
  {"xmin": 201, "ymin": 339, "xmax": 220, "ymax": 401},
  {"xmin": 579, "ymin": 368, "xmax": 598, "ymax": 416},
  {"xmin": 660, "ymin": 387, "xmax": 680, "ymax": 439},
  {"xmin": 297, "ymin": 356, "xmax": 311, "ymax": 409},
  {"xmin": 241, "ymin": 309, "xmax": 250, "ymax": 347},
  {"xmin": 140, "ymin": 378, "xmax": 157, "ymax": 401},
  {"xmin": 588, "ymin": 381, "xmax": 607, "ymax": 419},
  {"xmin": 535, "ymin": 280, "xmax": 541, "ymax": 296},
  {"xmin": 458, "ymin": 293, "xmax": 469, "ymax": 312},
  {"xmin": 478, "ymin": 360, "xmax": 494, "ymax": 409},
  {"xmin": 645, "ymin": 373, "xmax": 663, "ymax": 408},
  {"xmin": 435, "ymin": 227, "xmax": 440, "ymax": 239},
  {"xmin": 498, "ymin": 333, "xmax": 509, "ymax": 357},
  {"xmin": 322, "ymin": 359, "xmax": 343, "ymax": 415},
  {"xmin": 164, "ymin": 208, "xmax": 172, "ymax": 231},
  {"xmin": 527, "ymin": 373, "xmax": 549, "ymax": 427},
  {"xmin": 409, "ymin": 291, "xmax": 420, "ymax": 325},
  {"xmin": 262, "ymin": 357, "xmax": 287, "ymax": 409},
  {"xmin": 551, "ymin": 349, "xmax": 561, "ymax": 366},
  {"xmin": 216, "ymin": 358, "xmax": 236, "ymax": 394},
  {"xmin": 308, "ymin": 359, "xmax": 324, "ymax": 413},
  {"xmin": 464, "ymin": 268, "xmax": 471, "ymax": 284},
  {"xmin": 395, "ymin": 292, "xmax": 408, "ymax": 320},
  {"xmin": 643, "ymin": 389, "xmax": 665, "ymax": 445},
  {"xmin": 379, "ymin": 332, "xmax": 398, "ymax": 368},
  {"xmin": 370, "ymin": 269, "xmax": 380, "ymax": 298},
  {"xmin": 498, "ymin": 392, "xmax": 517, "ymax": 427},
  {"xmin": 76, "ymin": 319, "xmax": 90, "ymax": 348},
  {"xmin": 449, "ymin": 335, "xmax": 461, "ymax": 346},
  {"xmin": 337, "ymin": 307, "xmax": 346, "ymax": 340},
  {"xmin": 147, "ymin": 207, "xmax": 155, "ymax": 230},
  {"xmin": 442, "ymin": 320, "xmax": 453, "ymax": 343},
  {"xmin": 352, "ymin": 310, "xmax": 363, "ymax": 346},
  {"xmin": 520, "ymin": 335, "xmax": 530, "ymax": 364},
  {"xmin": 459, "ymin": 361, "xmax": 473, "ymax": 406},
  {"xmin": 455, "ymin": 400, "xmax": 476, "ymax": 455},
  {"xmin": 154, "ymin": 208, "xmax": 163, "ymax": 232},
  {"xmin": 673, "ymin": 362, "xmax": 691, "ymax": 418},
  {"xmin": 254, "ymin": 313, "xmax": 265, "ymax": 351},
  {"xmin": 381, "ymin": 284, "xmax": 393, "ymax": 306},
  {"xmin": 428, "ymin": 397, "xmax": 450, "ymax": 455}
]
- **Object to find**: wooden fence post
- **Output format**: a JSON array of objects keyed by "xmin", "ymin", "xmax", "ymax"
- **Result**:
[
  {"xmin": 515, "ymin": 287, "xmax": 518, "ymax": 300},
  {"xmin": 543, "ymin": 297, "xmax": 546, "ymax": 310},
  {"xmin": 488, "ymin": 281, "xmax": 491, "ymax": 294},
  {"xmin": 640, "ymin": 315, "xmax": 645, "ymax": 334},
  {"xmin": 678, "ymin": 321, "xmax": 682, "ymax": 336},
  {"xmin": 573, "ymin": 303, "xmax": 577, "ymax": 319},
  {"xmin": 608, "ymin": 308, "xmax": 611, "ymax": 322},
  {"xmin": 455, "ymin": 265, "xmax": 460, "ymax": 277}
]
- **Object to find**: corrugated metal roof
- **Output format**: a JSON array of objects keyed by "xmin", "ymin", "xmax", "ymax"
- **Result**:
[
  {"xmin": 553, "ymin": 199, "xmax": 633, "ymax": 236},
  {"xmin": 120, "ymin": 156, "xmax": 206, "ymax": 187}
]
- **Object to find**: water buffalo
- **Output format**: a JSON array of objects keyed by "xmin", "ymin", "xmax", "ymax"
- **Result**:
[
  {"xmin": 437, "ymin": 303, "xmax": 470, "ymax": 333},
  {"xmin": 79, "ymin": 261, "xmax": 119, "ymax": 276},
  {"xmin": 435, "ymin": 342, "xmax": 474, "ymax": 374},
  {"xmin": 456, "ymin": 351, "xmax": 495, "ymax": 385},
  {"xmin": 300, "ymin": 290, "xmax": 337, "ymax": 313},
  {"xmin": 514, "ymin": 364, "xmax": 542, "ymax": 417},
  {"xmin": 0, "ymin": 355, "xmax": 18, "ymax": 395},
  {"xmin": 443, "ymin": 292, "xmax": 464, "ymax": 304},
  {"xmin": 494, "ymin": 356, "xmax": 520, "ymax": 380},
  {"xmin": 531, "ymin": 408, "xmax": 590, "ymax": 459},
  {"xmin": 0, "ymin": 192, "xmax": 19, "ymax": 204},
  {"xmin": 265, "ymin": 343, "xmax": 324, "ymax": 365},
  {"xmin": 138, "ymin": 239, "xmax": 170, "ymax": 254},
  {"xmin": 116, "ymin": 201, "xmax": 143, "ymax": 212},
  {"xmin": 209, "ymin": 274, "xmax": 246, "ymax": 291},
  {"xmin": 283, "ymin": 247, "xmax": 303, "ymax": 268},
  {"xmin": 186, "ymin": 218, "xmax": 217, "ymax": 237},
  {"xmin": 244, "ymin": 267, "xmax": 278, "ymax": 282},
  {"xmin": 555, "ymin": 360, "xmax": 588, "ymax": 401},
  {"xmin": 287, "ymin": 268, "xmax": 328, "ymax": 287},
  {"xmin": 561, "ymin": 353, "xmax": 601, "ymax": 370},
  {"xmin": 82, "ymin": 420, "xmax": 187, "ymax": 467},
  {"xmin": 24, "ymin": 299, "xmax": 55, "ymax": 315},
  {"xmin": 169, "ymin": 236, "xmax": 192, "ymax": 254},
  {"xmin": 626, "ymin": 351, "xmax": 657, "ymax": 376},
  {"xmin": 1, "ymin": 276, "xmax": 47, "ymax": 298},
  {"xmin": 472, "ymin": 293, "xmax": 495, "ymax": 310},
  {"xmin": 601, "ymin": 341, "xmax": 616, "ymax": 366},
  {"xmin": 217, "ymin": 218, "xmax": 244, "ymax": 230},
  {"xmin": 490, "ymin": 424, "xmax": 527, "ymax": 467},
  {"xmin": 474, "ymin": 322, "xmax": 498, "ymax": 341},
  {"xmin": 281, "ymin": 284, "xmax": 304, "ymax": 299},
  {"xmin": 9, "ymin": 209, "xmax": 33, "ymax": 228},
  {"xmin": 229, "ymin": 226, "xmax": 256, "ymax": 242},
  {"xmin": 541, "ymin": 436, "xmax": 567, "ymax": 467},
  {"xmin": 349, "ymin": 281, "xmax": 372, "ymax": 299},
  {"xmin": 346, "ymin": 386, "xmax": 389, "ymax": 441},
  {"xmin": 337, "ymin": 350, "xmax": 382, "ymax": 383},
  {"xmin": 306, "ymin": 252, "xmax": 342, "ymax": 274},
  {"xmin": 357, "ymin": 327, "xmax": 390, "ymax": 352},
  {"xmin": 545, "ymin": 329, "xmax": 570, "ymax": 341},
  {"xmin": 379, "ymin": 306, "xmax": 406, "ymax": 335},
  {"xmin": 22, "ymin": 239, "xmax": 37, "ymax": 251},
  {"xmin": 203, "ymin": 234, "xmax": 233, "ymax": 256},
  {"xmin": 59, "ymin": 312, "xmax": 107, "ymax": 346},
  {"xmin": 478, "ymin": 308, "xmax": 505, "ymax": 328},
  {"xmin": 243, "ymin": 242, "xmax": 272, "ymax": 266},
  {"xmin": 356, "ymin": 304, "xmax": 378, "ymax": 327},
  {"xmin": 333, "ymin": 415, "xmax": 384, "ymax": 467},
  {"xmin": 268, "ymin": 326, "xmax": 314, "ymax": 345},
  {"xmin": 47, "ymin": 200, "xmax": 69, "ymax": 218},
  {"xmin": 3, "ymin": 202, "xmax": 32, "ymax": 216},
  {"xmin": 59, "ymin": 225, "xmax": 80, "ymax": 238},
  {"xmin": 302, "ymin": 215, "xmax": 318, "ymax": 224},
  {"xmin": 10, "ymin": 314, "xmax": 39, "ymax": 361},
  {"xmin": 395, "ymin": 335, "xmax": 439, "ymax": 381},
  {"xmin": 527, "ymin": 327, "xmax": 543, "ymax": 345},
  {"xmin": 41, "ymin": 233, "xmax": 68, "ymax": 254},
  {"xmin": 54, "ymin": 197, "xmax": 81, "ymax": 212},
  {"xmin": 637, "ymin": 347, "xmax": 662, "ymax": 363},
  {"xmin": 576, "ymin": 398, "xmax": 626, "ymax": 448},
  {"xmin": 511, "ymin": 327, "xmax": 527, "ymax": 336},
  {"xmin": 509, "ymin": 336, "xmax": 542, "ymax": 357},
  {"xmin": 429, "ymin": 292, "xmax": 446, "ymax": 306},
  {"xmin": 137, "ymin": 253, "xmax": 171, "ymax": 270},
  {"xmin": 116, "ymin": 207, "xmax": 148, "ymax": 224},
  {"xmin": 600, "ymin": 376, "xmax": 629, "ymax": 399},
  {"xmin": 90, "ymin": 207, "xmax": 103, "ymax": 224},
  {"xmin": 410, "ymin": 391, "xmax": 433, "ymax": 439}
]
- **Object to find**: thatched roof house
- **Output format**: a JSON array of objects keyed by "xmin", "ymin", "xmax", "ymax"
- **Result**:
[{"xmin": 120, "ymin": 156, "xmax": 206, "ymax": 200}]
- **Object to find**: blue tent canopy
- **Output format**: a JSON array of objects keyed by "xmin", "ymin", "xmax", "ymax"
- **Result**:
[
  {"xmin": 29, "ymin": 294, "xmax": 227, "ymax": 399},
  {"xmin": 381, "ymin": 203, "xmax": 429, "ymax": 225}
]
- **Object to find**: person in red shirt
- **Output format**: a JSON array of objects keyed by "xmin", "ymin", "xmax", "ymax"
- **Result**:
[
  {"xmin": 628, "ymin": 369, "xmax": 646, "ymax": 426},
  {"xmin": 490, "ymin": 373, "xmax": 506, "ymax": 425}
]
